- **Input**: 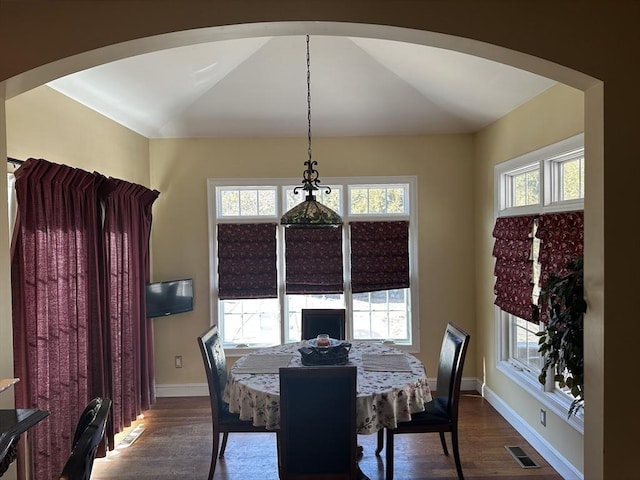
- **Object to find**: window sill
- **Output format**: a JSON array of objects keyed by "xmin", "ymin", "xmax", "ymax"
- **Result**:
[{"xmin": 497, "ymin": 360, "xmax": 584, "ymax": 434}]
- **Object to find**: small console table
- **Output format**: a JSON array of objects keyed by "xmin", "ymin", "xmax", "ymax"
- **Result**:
[{"xmin": 0, "ymin": 379, "xmax": 50, "ymax": 477}]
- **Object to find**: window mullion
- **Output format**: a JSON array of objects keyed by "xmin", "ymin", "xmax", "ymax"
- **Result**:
[
  {"xmin": 343, "ymin": 206, "xmax": 353, "ymax": 338},
  {"xmin": 277, "ymin": 222, "xmax": 287, "ymax": 344}
]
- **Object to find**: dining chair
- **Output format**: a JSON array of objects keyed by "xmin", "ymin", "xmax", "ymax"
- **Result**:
[
  {"xmin": 59, "ymin": 397, "xmax": 112, "ymax": 480},
  {"xmin": 278, "ymin": 365, "xmax": 358, "ymax": 479},
  {"xmin": 375, "ymin": 322, "xmax": 470, "ymax": 480},
  {"xmin": 197, "ymin": 325, "xmax": 275, "ymax": 480},
  {"xmin": 301, "ymin": 308, "xmax": 346, "ymax": 340}
]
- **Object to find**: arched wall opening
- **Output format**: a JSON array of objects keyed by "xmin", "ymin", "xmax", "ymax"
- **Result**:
[{"xmin": 0, "ymin": 20, "xmax": 604, "ymax": 479}]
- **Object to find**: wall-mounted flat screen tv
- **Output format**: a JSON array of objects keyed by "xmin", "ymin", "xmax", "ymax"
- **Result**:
[{"xmin": 145, "ymin": 278, "xmax": 193, "ymax": 318}]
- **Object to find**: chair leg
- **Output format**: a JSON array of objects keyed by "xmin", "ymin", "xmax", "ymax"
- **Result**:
[
  {"xmin": 208, "ymin": 429, "xmax": 220, "ymax": 480},
  {"xmin": 451, "ymin": 430, "xmax": 464, "ymax": 480},
  {"xmin": 439, "ymin": 431, "xmax": 449, "ymax": 456},
  {"xmin": 219, "ymin": 432, "xmax": 229, "ymax": 457},
  {"xmin": 375, "ymin": 429, "xmax": 384, "ymax": 455},
  {"xmin": 385, "ymin": 429, "xmax": 394, "ymax": 480},
  {"xmin": 276, "ymin": 432, "xmax": 282, "ymax": 479}
]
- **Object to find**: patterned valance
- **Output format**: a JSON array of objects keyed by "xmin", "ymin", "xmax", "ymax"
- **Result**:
[
  {"xmin": 217, "ymin": 223, "xmax": 277, "ymax": 299},
  {"xmin": 350, "ymin": 221, "xmax": 410, "ymax": 294},
  {"xmin": 285, "ymin": 227, "xmax": 344, "ymax": 294},
  {"xmin": 492, "ymin": 215, "xmax": 537, "ymax": 321},
  {"xmin": 536, "ymin": 211, "xmax": 584, "ymax": 287},
  {"xmin": 535, "ymin": 211, "xmax": 584, "ymax": 323}
]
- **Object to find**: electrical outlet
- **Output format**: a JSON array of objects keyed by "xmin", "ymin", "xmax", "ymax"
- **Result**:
[
  {"xmin": 540, "ymin": 409, "xmax": 546, "ymax": 427},
  {"xmin": 175, "ymin": 355, "xmax": 183, "ymax": 368}
]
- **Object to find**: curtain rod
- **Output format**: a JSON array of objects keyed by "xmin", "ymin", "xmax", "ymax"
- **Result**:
[{"xmin": 7, "ymin": 157, "xmax": 24, "ymax": 166}]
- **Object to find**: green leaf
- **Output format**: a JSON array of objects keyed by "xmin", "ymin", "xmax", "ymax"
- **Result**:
[{"xmin": 537, "ymin": 254, "xmax": 585, "ymax": 418}]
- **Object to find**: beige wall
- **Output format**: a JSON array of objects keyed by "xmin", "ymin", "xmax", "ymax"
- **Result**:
[
  {"xmin": 6, "ymin": 86, "xmax": 150, "ymax": 185},
  {"xmin": 149, "ymin": 134, "xmax": 476, "ymax": 384},
  {"xmin": 475, "ymin": 84, "xmax": 585, "ymax": 470}
]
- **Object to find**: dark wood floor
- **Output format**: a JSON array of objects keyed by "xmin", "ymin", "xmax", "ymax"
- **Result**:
[{"xmin": 91, "ymin": 394, "xmax": 563, "ymax": 480}]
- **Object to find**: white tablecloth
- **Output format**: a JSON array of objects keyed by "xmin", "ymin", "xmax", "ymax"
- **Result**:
[{"xmin": 223, "ymin": 341, "xmax": 431, "ymax": 435}]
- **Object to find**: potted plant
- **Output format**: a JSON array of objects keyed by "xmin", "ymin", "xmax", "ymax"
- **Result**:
[{"xmin": 536, "ymin": 255, "xmax": 586, "ymax": 417}]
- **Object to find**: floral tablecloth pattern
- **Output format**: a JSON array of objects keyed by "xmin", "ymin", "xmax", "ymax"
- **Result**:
[{"xmin": 223, "ymin": 341, "xmax": 431, "ymax": 435}]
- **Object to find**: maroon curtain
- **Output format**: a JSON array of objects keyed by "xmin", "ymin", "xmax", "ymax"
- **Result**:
[
  {"xmin": 11, "ymin": 159, "xmax": 107, "ymax": 480},
  {"xmin": 101, "ymin": 178, "xmax": 159, "ymax": 448},
  {"xmin": 492, "ymin": 215, "xmax": 537, "ymax": 321},
  {"xmin": 217, "ymin": 223, "xmax": 277, "ymax": 299},
  {"xmin": 350, "ymin": 221, "xmax": 410, "ymax": 294},
  {"xmin": 285, "ymin": 227, "xmax": 343, "ymax": 294},
  {"xmin": 535, "ymin": 211, "xmax": 584, "ymax": 323},
  {"xmin": 11, "ymin": 159, "xmax": 159, "ymax": 478}
]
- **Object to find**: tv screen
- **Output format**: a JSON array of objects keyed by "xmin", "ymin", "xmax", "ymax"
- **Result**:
[{"xmin": 145, "ymin": 278, "xmax": 193, "ymax": 318}]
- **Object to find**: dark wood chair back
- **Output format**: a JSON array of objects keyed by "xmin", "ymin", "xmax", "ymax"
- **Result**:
[
  {"xmin": 435, "ymin": 322, "xmax": 470, "ymax": 424},
  {"xmin": 198, "ymin": 324, "xmax": 274, "ymax": 480},
  {"xmin": 278, "ymin": 366, "xmax": 358, "ymax": 479},
  {"xmin": 376, "ymin": 322, "xmax": 470, "ymax": 480},
  {"xmin": 197, "ymin": 324, "xmax": 227, "ymax": 416},
  {"xmin": 301, "ymin": 308, "xmax": 346, "ymax": 340},
  {"xmin": 59, "ymin": 397, "xmax": 112, "ymax": 480}
]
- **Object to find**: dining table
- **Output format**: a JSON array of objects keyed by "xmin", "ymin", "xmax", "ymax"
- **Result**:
[{"xmin": 223, "ymin": 341, "xmax": 432, "ymax": 435}]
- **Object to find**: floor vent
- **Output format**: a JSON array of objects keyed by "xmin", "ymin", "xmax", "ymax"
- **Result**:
[
  {"xmin": 117, "ymin": 424, "xmax": 145, "ymax": 449},
  {"xmin": 505, "ymin": 445, "xmax": 540, "ymax": 469}
]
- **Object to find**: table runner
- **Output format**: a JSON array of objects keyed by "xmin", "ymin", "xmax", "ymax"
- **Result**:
[
  {"xmin": 361, "ymin": 353, "xmax": 412, "ymax": 372},
  {"xmin": 232, "ymin": 354, "xmax": 293, "ymax": 374}
]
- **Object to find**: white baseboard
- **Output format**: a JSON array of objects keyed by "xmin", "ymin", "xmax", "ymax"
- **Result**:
[
  {"xmin": 427, "ymin": 376, "xmax": 478, "ymax": 393},
  {"xmin": 158, "ymin": 378, "xmax": 480, "ymax": 399},
  {"xmin": 155, "ymin": 383, "xmax": 208, "ymax": 397},
  {"xmin": 482, "ymin": 384, "xmax": 583, "ymax": 480}
]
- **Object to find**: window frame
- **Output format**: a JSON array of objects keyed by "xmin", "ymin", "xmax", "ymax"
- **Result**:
[
  {"xmin": 207, "ymin": 176, "xmax": 419, "ymax": 356},
  {"xmin": 494, "ymin": 133, "xmax": 584, "ymax": 432},
  {"xmin": 216, "ymin": 185, "xmax": 279, "ymax": 219}
]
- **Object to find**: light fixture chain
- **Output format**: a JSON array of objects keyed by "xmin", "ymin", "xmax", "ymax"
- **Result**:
[
  {"xmin": 280, "ymin": 34, "xmax": 342, "ymax": 227},
  {"xmin": 306, "ymin": 34, "xmax": 312, "ymax": 163}
]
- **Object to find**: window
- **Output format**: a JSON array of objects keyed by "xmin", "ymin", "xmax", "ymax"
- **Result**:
[
  {"xmin": 207, "ymin": 176, "xmax": 418, "ymax": 352},
  {"xmin": 545, "ymin": 147, "xmax": 585, "ymax": 205},
  {"xmin": 349, "ymin": 184, "xmax": 408, "ymax": 215},
  {"xmin": 505, "ymin": 164, "xmax": 540, "ymax": 208},
  {"xmin": 495, "ymin": 133, "xmax": 584, "ymax": 431},
  {"xmin": 217, "ymin": 186, "xmax": 277, "ymax": 217}
]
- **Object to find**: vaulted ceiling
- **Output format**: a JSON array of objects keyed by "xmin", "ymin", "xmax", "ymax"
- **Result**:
[{"xmin": 47, "ymin": 35, "xmax": 556, "ymax": 139}]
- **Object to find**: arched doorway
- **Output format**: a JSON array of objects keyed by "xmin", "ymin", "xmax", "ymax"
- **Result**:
[{"xmin": 1, "ymin": 16, "xmax": 604, "ymax": 480}]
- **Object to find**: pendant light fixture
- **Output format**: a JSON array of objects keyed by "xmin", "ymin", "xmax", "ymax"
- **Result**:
[{"xmin": 280, "ymin": 35, "xmax": 343, "ymax": 229}]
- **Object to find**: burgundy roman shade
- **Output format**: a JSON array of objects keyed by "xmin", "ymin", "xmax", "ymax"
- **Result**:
[
  {"xmin": 492, "ymin": 215, "xmax": 537, "ymax": 321},
  {"xmin": 535, "ymin": 211, "xmax": 584, "ymax": 323},
  {"xmin": 536, "ymin": 211, "xmax": 584, "ymax": 287},
  {"xmin": 217, "ymin": 223, "xmax": 277, "ymax": 299},
  {"xmin": 285, "ymin": 227, "xmax": 344, "ymax": 294},
  {"xmin": 350, "ymin": 221, "xmax": 410, "ymax": 294}
]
